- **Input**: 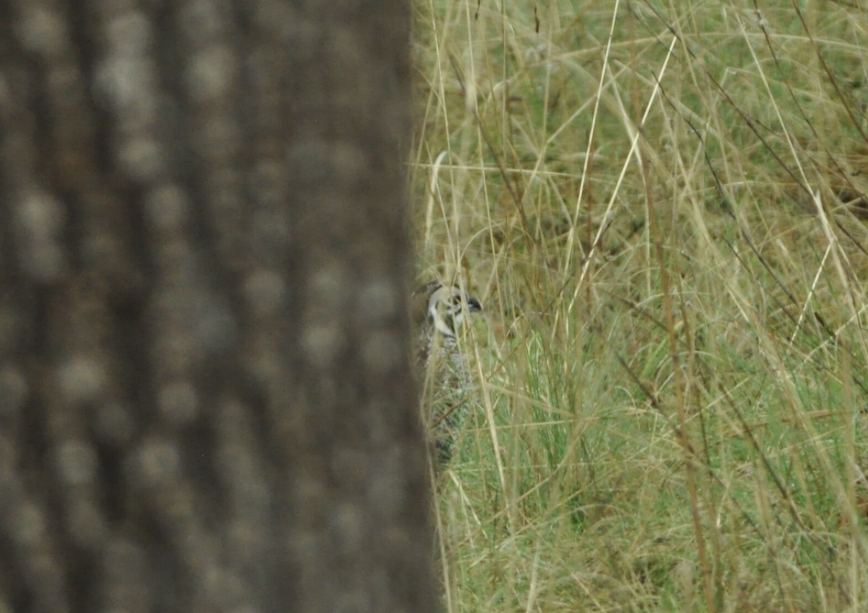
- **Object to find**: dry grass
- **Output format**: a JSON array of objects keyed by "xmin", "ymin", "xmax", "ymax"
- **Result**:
[{"xmin": 410, "ymin": 0, "xmax": 868, "ymax": 611}]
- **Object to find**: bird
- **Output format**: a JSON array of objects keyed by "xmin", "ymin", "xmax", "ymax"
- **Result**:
[{"xmin": 411, "ymin": 280, "xmax": 483, "ymax": 465}]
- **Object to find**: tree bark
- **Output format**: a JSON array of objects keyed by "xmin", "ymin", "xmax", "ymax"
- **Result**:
[{"xmin": 0, "ymin": 2, "xmax": 434, "ymax": 612}]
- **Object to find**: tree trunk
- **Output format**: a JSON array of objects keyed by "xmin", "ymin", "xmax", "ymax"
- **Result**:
[{"xmin": 0, "ymin": 2, "xmax": 434, "ymax": 612}]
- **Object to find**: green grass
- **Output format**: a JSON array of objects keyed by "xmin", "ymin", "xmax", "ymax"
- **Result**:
[{"xmin": 411, "ymin": 0, "xmax": 868, "ymax": 610}]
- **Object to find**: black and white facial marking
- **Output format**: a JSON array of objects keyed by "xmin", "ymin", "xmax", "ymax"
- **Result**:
[{"xmin": 427, "ymin": 282, "xmax": 483, "ymax": 337}]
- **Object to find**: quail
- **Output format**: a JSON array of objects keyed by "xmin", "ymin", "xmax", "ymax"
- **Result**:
[{"xmin": 411, "ymin": 280, "xmax": 482, "ymax": 464}]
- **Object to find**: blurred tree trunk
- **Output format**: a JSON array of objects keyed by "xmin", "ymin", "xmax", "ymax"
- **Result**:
[{"xmin": 0, "ymin": 2, "xmax": 434, "ymax": 612}]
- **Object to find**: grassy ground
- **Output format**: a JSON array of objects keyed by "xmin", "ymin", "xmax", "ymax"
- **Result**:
[{"xmin": 410, "ymin": 0, "xmax": 868, "ymax": 611}]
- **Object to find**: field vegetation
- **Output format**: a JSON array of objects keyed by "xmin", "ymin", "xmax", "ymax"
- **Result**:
[{"xmin": 410, "ymin": 0, "xmax": 868, "ymax": 610}]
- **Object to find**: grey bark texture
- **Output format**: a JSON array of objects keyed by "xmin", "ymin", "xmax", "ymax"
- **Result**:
[{"xmin": 0, "ymin": 1, "xmax": 435, "ymax": 612}]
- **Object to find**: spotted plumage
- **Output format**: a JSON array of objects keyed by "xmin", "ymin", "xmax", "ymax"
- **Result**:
[{"xmin": 412, "ymin": 281, "xmax": 482, "ymax": 464}]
